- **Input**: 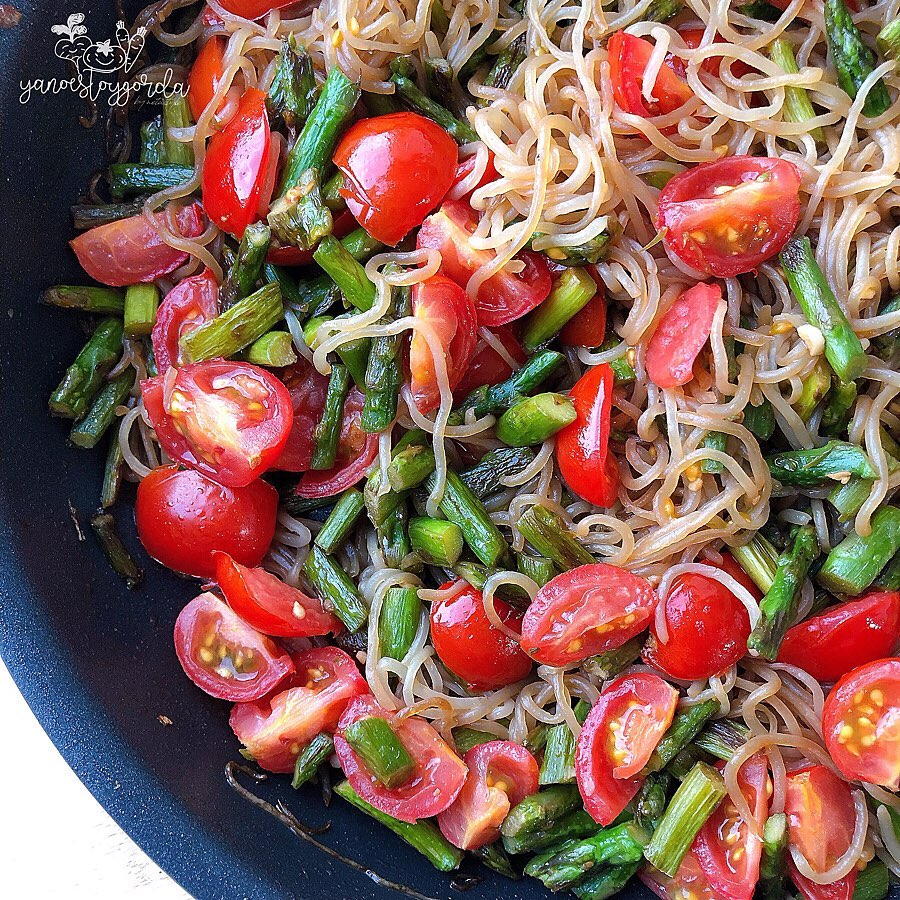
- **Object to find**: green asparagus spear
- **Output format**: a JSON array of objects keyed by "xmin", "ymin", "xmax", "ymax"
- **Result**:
[
  {"xmin": 362, "ymin": 284, "xmax": 410, "ymax": 432},
  {"xmin": 582, "ymin": 637, "xmax": 644, "ymax": 681},
  {"xmin": 267, "ymin": 36, "xmax": 318, "ymax": 127},
  {"xmin": 874, "ymin": 550, "xmax": 900, "ymax": 590},
  {"xmin": 759, "ymin": 813, "xmax": 788, "ymax": 900},
  {"xmin": 378, "ymin": 504, "xmax": 412, "ymax": 569},
  {"xmin": 500, "ymin": 784, "xmax": 584, "ymax": 853},
  {"xmin": 268, "ymin": 171, "xmax": 333, "ymax": 250},
  {"xmin": 459, "ymin": 447, "xmax": 536, "ymax": 499},
  {"xmin": 140, "ymin": 116, "xmax": 167, "ymax": 165},
  {"xmin": 643, "ymin": 700, "xmax": 719, "ymax": 776},
  {"xmin": 90, "ymin": 510, "xmax": 143, "ymax": 590},
  {"xmin": 511, "ymin": 809, "xmax": 598, "ymax": 855},
  {"xmin": 452, "ymin": 726, "xmax": 497, "ymax": 755},
  {"xmin": 71, "ymin": 200, "xmax": 149, "ymax": 230},
  {"xmin": 495, "ymin": 393, "xmax": 576, "ymax": 446},
  {"xmin": 877, "ymin": 20, "xmax": 900, "ymax": 59},
  {"xmin": 743, "ymin": 397, "xmax": 776, "ymax": 441},
  {"xmin": 302, "ymin": 545, "xmax": 367, "ymax": 632},
  {"xmin": 108, "ymin": 163, "xmax": 193, "ymax": 199},
  {"xmin": 698, "ymin": 431, "xmax": 727, "ymax": 474},
  {"xmin": 315, "ymin": 489, "xmax": 365, "ymax": 554},
  {"xmin": 311, "ymin": 364, "xmax": 351, "ymax": 471},
  {"xmin": 343, "ymin": 716, "xmax": 416, "ymax": 788},
  {"xmin": 481, "ymin": 34, "xmax": 527, "ymax": 96},
  {"xmin": 408, "ymin": 517, "xmax": 464, "ymax": 567},
  {"xmin": 429, "ymin": 0, "xmax": 450, "ymax": 35},
  {"xmin": 42, "ymin": 285, "xmax": 125, "ymax": 315},
  {"xmin": 872, "ymin": 295, "xmax": 900, "ymax": 359},
  {"xmin": 313, "ymin": 236, "xmax": 377, "ymax": 312},
  {"xmin": 766, "ymin": 440, "xmax": 877, "ymax": 486},
  {"xmin": 634, "ymin": 773, "xmax": 671, "ymax": 830},
  {"xmin": 101, "ymin": 429, "xmax": 125, "ymax": 509},
  {"xmin": 220, "ymin": 222, "xmax": 271, "ymax": 310},
  {"xmin": 123, "ymin": 284, "xmax": 159, "ymax": 338},
  {"xmin": 391, "ymin": 74, "xmax": 478, "ymax": 143},
  {"xmin": 853, "ymin": 860, "xmax": 890, "ymax": 900},
  {"xmin": 794, "ymin": 358, "xmax": 832, "ymax": 423},
  {"xmin": 539, "ymin": 700, "xmax": 591, "ymax": 785},
  {"xmin": 694, "ymin": 719, "xmax": 751, "ymax": 761},
  {"xmin": 529, "ymin": 230, "xmax": 615, "ymax": 268},
  {"xmin": 597, "ymin": 338, "xmax": 637, "ymax": 384},
  {"xmin": 378, "ymin": 585, "xmax": 422, "ymax": 662},
  {"xmin": 522, "ymin": 268, "xmax": 598, "ymax": 351},
  {"xmin": 517, "ymin": 504, "xmax": 594, "ymax": 570},
  {"xmin": 769, "ymin": 38, "xmax": 825, "ymax": 142},
  {"xmin": 731, "ymin": 532, "xmax": 781, "ymax": 593},
  {"xmin": 517, "ymin": 553, "xmax": 555, "ymax": 587},
  {"xmin": 365, "ymin": 444, "xmax": 436, "ymax": 526},
  {"xmin": 291, "ymin": 733, "xmax": 334, "ymax": 789},
  {"xmin": 473, "ymin": 842, "xmax": 519, "ymax": 879},
  {"xmin": 821, "ymin": 379, "xmax": 857, "ymax": 437},
  {"xmin": 69, "ymin": 370, "xmax": 133, "ymax": 449},
  {"xmin": 571, "ymin": 861, "xmax": 642, "ymax": 900},
  {"xmin": 163, "ymin": 94, "xmax": 194, "ymax": 167},
  {"xmin": 243, "ymin": 331, "xmax": 297, "ymax": 367}
]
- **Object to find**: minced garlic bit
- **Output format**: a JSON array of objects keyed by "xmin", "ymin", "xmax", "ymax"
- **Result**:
[{"xmin": 797, "ymin": 323, "xmax": 826, "ymax": 357}]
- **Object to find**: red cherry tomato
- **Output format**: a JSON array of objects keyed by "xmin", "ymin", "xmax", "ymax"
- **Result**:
[
  {"xmin": 409, "ymin": 273, "xmax": 479, "ymax": 413},
  {"xmin": 672, "ymin": 29, "xmax": 754, "ymax": 79},
  {"xmin": 333, "ymin": 112, "xmax": 458, "ymax": 246},
  {"xmin": 294, "ymin": 387, "xmax": 378, "ymax": 498},
  {"xmin": 151, "ymin": 268, "xmax": 219, "ymax": 375},
  {"xmin": 450, "ymin": 150, "xmax": 498, "ymax": 202},
  {"xmin": 174, "ymin": 592, "xmax": 294, "ymax": 702},
  {"xmin": 230, "ymin": 647, "xmax": 369, "ymax": 773},
  {"xmin": 437, "ymin": 741, "xmax": 539, "ymax": 850},
  {"xmin": 555, "ymin": 364, "xmax": 618, "ymax": 507},
  {"xmin": 214, "ymin": 552, "xmax": 342, "ymax": 638},
  {"xmin": 715, "ymin": 551, "xmax": 762, "ymax": 597},
  {"xmin": 430, "ymin": 580, "xmax": 533, "ymax": 692},
  {"xmin": 575, "ymin": 673, "xmax": 679, "ymax": 825},
  {"xmin": 70, "ymin": 202, "xmax": 204, "ymax": 287},
  {"xmin": 641, "ymin": 849, "xmax": 720, "ymax": 899},
  {"xmin": 417, "ymin": 200, "xmax": 552, "ymax": 326},
  {"xmin": 822, "ymin": 658, "xmax": 900, "ymax": 790},
  {"xmin": 778, "ymin": 592, "xmax": 900, "ymax": 684},
  {"xmin": 646, "ymin": 282, "xmax": 722, "ymax": 390},
  {"xmin": 135, "ymin": 465, "xmax": 277, "ymax": 578},
  {"xmin": 141, "ymin": 360, "xmax": 293, "ymax": 488},
  {"xmin": 656, "ymin": 156, "xmax": 802, "ymax": 277},
  {"xmin": 334, "ymin": 695, "xmax": 468, "ymax": 822},
  {"xmin": 202, "ymin": 87, "xmax": 273, "ymax": 238},
  {"xmin": 452, "ymin": 327, "xmax": 525, "ymax": 399},
  {"xmin": 217, "ymin": 0, "xmax": 295, "ymax": 18},
  {"xmin": 559, "ymin": 281, "xmax": 607, "ymax": 348},
  {"xmin": 608, "ymin": 31, "xmax": 694, "ymax": 119},
  {"xmin": 188, "ymin": 35, "xmax": 226, "ymax": 120},
  {"xmin": 272, "ymin": 359, "xmax": 329, "ymax": 472}
]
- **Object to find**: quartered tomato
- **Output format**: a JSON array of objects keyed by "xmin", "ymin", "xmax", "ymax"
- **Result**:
[
  {"xmin": 272, "ymin": 359, "xmax": 329, "ymax": 472},
  {"xmin": 671, "ymin": 29, "xmax": 754, "ymax": 79},
  {"xmin": 555, "ymin": 364, "xmax": 618, "ymax": 507},
  {"xmin": 450, "ymin": 150, "xmax": 498, "ymax": 201},
  {"xmin": 174, "ymin": 592, "xmax": 293, "ymax": 702},
  {"xmin": 646, "ymin": 282, "xmax": 722, "ymax": 390},
  {"xmin": 294, "ymin": 387, "xmax": 378, "ymax": 497},
  {"xmin": 214, "ymin": 552, "xmax": 342, "ymax": 638},
  {"xmin": 188, "ymin": 35, "xmax": 226, "ymax": 120},
  {"xmin": 142, "ymin": 360, "xmax": 293, "ymax": 487},
  {"xmin": 575, "ymin": 673, "xmax": 679, "ymax": 825},
  {"xmin": 823, "ymin": 658, "xmax": 900, "ymax": 789},
  {"xmin": 135, "ymin": 465, "xmax": 278, "ymax": 578},
  {"xmin": 333, "ymin": 112, "xmax": 458, "ymax": 246},
  {"xmin": 779, "ymin": 592, "xmax": 900, "ymax": 684},
  {"xmin": 641, "ymin": 849, "xmax": 720, "ymax": 899},
  {"xmin": 560, "ymin": 282, "xmax": 607, "ymax": 348},
  {"xmin": 231, "ymin": 646, "xmax": 369, "ymax": 773},
  {"xmin": 409, "ymin": 274, "xmax": 478, "ymax": 413},
  {"xmin": 437, "ymin": 741, "xmax": 539, "ymax": 850},
  {"xmin": 217, "ymin": 0, "xmax": 295, "ymax": 18},
  {"xmin": 417, "ymin": 200, "xmax": 552, "ymax": 326},
  {"xmin": 151, "ymin": 268, "xmax": 219, "ymax": 375},
  {"xmin": 430, "ymin": 580, "xmax": 533, "ymax": 692},
  {"xmin": 452, "ymin": 326, "xmax": 525, "ymax": 399},
  {"xmin": 334, "ymin": 695, "xmax": 468, "ymax": 822},
  {"xmin": 70, "ymin": 202, "xmax": 204, "ymax": 287},
  {"xmin": 656, "ymin": 156, "xmax": 802, "ymax": 277},
  {"xmin": 202, "ymin": 87, "xmax": 273, "ymax": 237}
]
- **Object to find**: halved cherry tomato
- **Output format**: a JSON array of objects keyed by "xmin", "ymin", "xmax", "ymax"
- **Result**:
[
  {"xmin": 294, "ymin": 387, "xmax": 378, "ymax": 497},
  {"xmin": 575, "ymin": 673, "xmax": 679, "ymax": 825},
  {"xmin": 151, "ymin": 268, "xmax": 219, "ymax": 375},
  {"xmin": 430, "ymin": 580, "xmax": 533, "ymax": 692},
  {"xmin": 136, "ymin": 465, "xmax": 278, "ymax": 578},
  {"xmin": 521, "ymin": 564, "xmax": 658, "ymax": 667},
  {"xmin": 608, "ymin": 31, "xmax": 694, "ymax": 119},
  {"xmin": 641, "ymin": 849, "xmax": 720, "ymax": 899},
  {"xmin": 409, "ymin": 274, "xmax": 478, "ymax": 413},
  {"xmin": 656, "ymin": 156, "xmax": 802, "ymax": 277},
  {"xmin": 437, "ymin": 741, "xmax": 539, "ymax": 850},
  {"xmin": 202, "ymin": 87, "xmax": 273, "ymax": 237},
  {"xmin": 450, "ymin": 150, "xmax": 498, "ymax": 202},
  {"xmin": 142, "ymin": 360, "xmax": 293, "ymax": 487},
  {"xmin": 452, "ymin": 326, "xmax": 525, "ymax": 399},
  {"xmin": 555, "ymin": 364, "xmax": 618, "ymax": 507},
  {"xmin": 188, "ymin": 35, "xmax": 226, "ymax": 121},
  {"xmin": 560, "ymin": 281, "xmax": 607, "ymax": 348},
  {"xmin": 272, "ymin": 359, "xmax": 329, "ymax": 472},
  {"xmin": 779, "ymin": 592, "xmax": 900, "ymax": 684},
  {"xmin": 646, "ymin": 282, "xmax": 722, "ymax": 390},
  {"xmin": 70, "ymin": 202, "xmax": 204, "ymax": 287},
  {"xmin": 417, "ymin": 200, "xmax": 552, "ymax": 326},
  {"xmin": 823, "ymin": 658, "xmax": 900, "ymax": 789},
  {"xmin": 217, "ymin": 0, "xmax": 294, "ymax": 18},
  {"xmin": 334, "ymin": 695, "xmax": 468, "ymax": 822},
  {"xmin": 672, "ymin": 29, "xmax": 754, "ymax": 79},
  {"xmin": 214, "ymin": 552, "xmax": 342, "ymax": 638},
  {"xmin": 230, "ymin": 646, "xmax": 369, "ymax": 773},
  {"xmin": 333, "ymin": 112, "xmax": 458, "ymax": 246},
  {"xmin": 174, "ymin": 592, "xmax": 293, "ymax": 702}
]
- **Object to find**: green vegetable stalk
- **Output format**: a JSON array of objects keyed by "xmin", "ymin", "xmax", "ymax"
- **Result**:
[
  {"xmin": 42, "ymin": 285, "xmax": 125, "ymax": 314},
  {"xmin": 311, "ymin": 364, "xmax": 351, "ymax": 471},
  {"xmin": 291, "ymin": 733, "xmax": 334, "ymax": 789},
  {"xmin": 522, "ymin": 268, "xmax": 598, "ymax": 351},
  {"xmin": 495, "ymin": 393, "xmax": 576, "ymax": 447},
  {"xmin": 769, "ymin": 38, "xmax": 825, "ymax": 142}
]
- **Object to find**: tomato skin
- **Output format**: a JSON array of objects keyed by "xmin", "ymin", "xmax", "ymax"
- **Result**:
[
  {"xmin": 151, "ymin": 268, "xmax": 219, "ymax": 375},
  {"xmin": 272, "ymin": 360, "xmax": 329, "ymax": 472},
  {"xmin": 230, "ymin": 647, "xmax": 369, "ymax": 773},
  {"xmin": 778, "ymin": 592, "xmax": 900, "ymax": 683},
  {"xmin": 559, "ymin": 281, "xmax": 607, "ymax": 347},
  {"xmin": 334, "ymin": 113, "xmax": 458, "ymax": 246},
  {"xmin": 822, "ymin": 658, "xmax": 900, "ymax": 789},
  {"xmin": 673, "ymin": 29, "xmax": 754, "ymax": 79},
  {"xmin": 334, "ymin": 695, "xmax": 468, "ymax": 823},
  {"xmin": 430, "ymin": 581, "xmax": 533, "ymax": 691},
  {"xmin": 174, "ymin": 592, "xmax": 294, "ymax": 702},
  {"xmin": 437, "ymin": 741, "xmax": 539, "ymax": 850},
  {"xmin": 188, "ymin": 35, "xmax": 226, "ymax": 120},
  {"xmin": 135, "ymin": 465, "xmax": 277, "ymax": 578},
  {"xmin": 641, "ymin": 850, "xmax": 720, "ymax": 899},
  {"xmin": 452, "ymin": 327, "xmax": 525, "ymax": 399},
  {"xmin": 70, "ymin": 202, "xmax": 204, "ymax": 287},
  {"xmin": 450, "ymin": 150, "xmax": 498, "ymax": 202},
  {"xmin": 142, "ymin": 360, "xmax": 293, "ymax": 488},
  {"xmin": 575, "ymin": 673, "xmax": 679, "ymax": 825},
  {"xmin": 656, "ymin": 156, "xmax": 802, "ymax": 278},
  {"xmin": 217, "ymin": 0, "xmax": 294, "ymax": 18}
]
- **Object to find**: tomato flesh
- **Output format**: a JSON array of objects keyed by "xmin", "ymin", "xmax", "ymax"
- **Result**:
[
  {"xmin": 272, "ymin": 359, "xmax": 329, "ymax": 472},
  {"xmin": 151, "ymin": 268, "xmax": 219, "ymax": 375},
  {"xmin": 453, "ymin": 326, "xmax": 525, "ymax": 399},
  {"xmin": 217, "ymin": 0, "xmax": 295, "ymax": 19},
  {"xmin": 188, "ymin": 35, "xmax": 226, "ymax": 121},
  {"xmin": 641, "ymin": 849, "xmax": 720, "ymax": 899},
  {"xmin": 559, "ymin": 281, "xmax": 607, "ymax": 348}
]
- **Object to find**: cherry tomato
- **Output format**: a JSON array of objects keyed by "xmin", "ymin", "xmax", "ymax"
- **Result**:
[
  {"xmin": 214, "ymin": 552, "xmax": 342, "ymax": 638},
  {"xmin": 715, "ymin": 551, "xmax": 763, "ymax": 598},
  {"xmin": 217, "ymin": 0, "xmax": 295, "ymax": 18},
  {"xmin": 823, "ymin": 658, "xmax": 900, "ymax": 789},
  {"xmin": 656, "ymin": 156, "xmax": 802, "ymax": 277},
  {"xmin": 430, "ymin": 580, "xmax": 533, "ymax": 692},
  {"xmin": 271, "ymin": 360, "xmax": 329, "ymax": 472},
  {"xmin": 452, "ymin": 327, "xmax": 525, "ymax": 399},
  {"xmin": 560, "ymin": 281, "xmax": 607, "ymax": 347},
  {"xmin": 641, "ymin": 849, "xmax": 720, "ymax": 899},
  {"xmin": 437, "ymin": 741, "xmax": 539, "ymax": 850},
  {"xmin": 230, "ymin": 647, "xmax": 369, "ymax": 773},
  {"xmin": 174, "ymin": 592, "xmax": 293, "ymax": 702},
  {"xmin": 151, "ymin": 268, "xmax": 219, "ymax": 375},
  {"xmin": 575, "ymin": 673, "xmax": 679, "ymax": 825},
  {"xmin": 672, "ymin": 29, "xmax": 754, "ymax": 79},
  {"xmin": 555, "ymin": 364, "xmax": 618, "ymax": 507},
  {"xmin": 294, "ymin": 387, "xmax": 378, "ymax": 498},
  {"xmin": 333, "ymin": 112, "xmax": 458, "ymax": 246},
  {"xmin": 70, "ymin": 202, "xmax": 204, "ymax": 287},
  {"xmin": 334, "ymin": 695, "xmax": 468, "ymax": 822},
  {"xmin": 417, "ymin": 200, "xmax": 552, "ymax": 326},
  {"xmin": 450, "ymin": 150, "xmax": 498, "ymax": 202},
  {"xmin": 202, "ymin": 87, "xmax": 273, "ymax": 238},
  {"xmin": 778, "ymin": 592, "xmax": 900, "ymax": 684},
  {"xmin": 188, "ymin": 35, "xmax": 226, "ymax": 120},
  {"xmin": 141, "ymin": 360, "xmax": 293, "ymax": 488},
  {"xmin": 136, "ymin": 465, "xmax": 277, "ymax": 578},
  {"xmin": 409, "ymin": 274, "xmax": 478, "ymax": 413},
  {"xmin": 646, "ymin": 282, "xmax": 722, "ymax": 390}
]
